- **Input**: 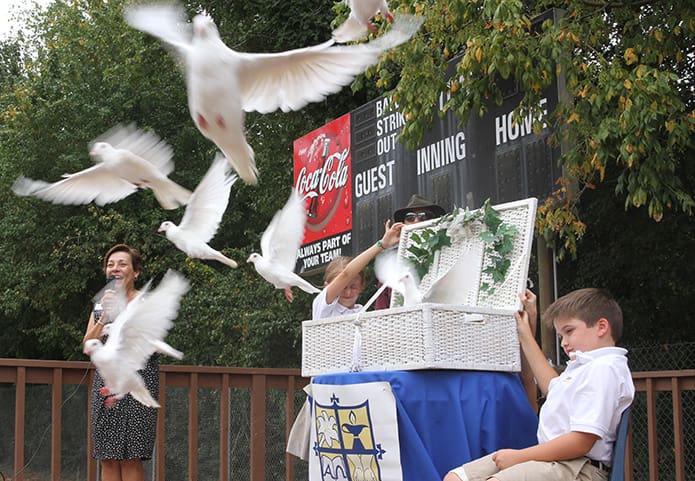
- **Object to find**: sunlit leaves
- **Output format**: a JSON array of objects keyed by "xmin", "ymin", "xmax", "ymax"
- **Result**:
[
  {"xmin": 380, "ymin": 0, "xmax": 694, "ymax": 259},
  {"xmin": 624, "ymin": 48, "xmax": 639, "ymax": 65}
]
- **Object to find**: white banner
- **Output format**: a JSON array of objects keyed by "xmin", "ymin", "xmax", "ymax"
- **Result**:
[{"xmin": 309, "ymin": 381, "xmax": 402, "ymax": 481}]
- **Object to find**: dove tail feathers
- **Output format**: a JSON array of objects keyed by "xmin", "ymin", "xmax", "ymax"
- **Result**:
[
  {"xmin": 130, "ymin": 388, "xmax": 161, "ymax": 408},
  {"xmin": 367, "ymin": 14, "xmax": 424, "ymax": 50},
  {"xmin": 332, "ymin": 16, "xmax": 369, "ymax": 43},
  {"xmin": 221, "ymin": 144, "xmax": 257, "ymax": 185},
  {"xmin": 214, "ymin": 252, "xmax": 238, "ymax": 268},
  {"xmin": 150, "ymin": 179, "xmax": 193, "ymax": 210},
  {"xmin": 296, "ymin": 278, "xmax": 321, "ymax": 294},
  {"xmin": 150, "ymin": 339, "xmax": 183, "ymax": 359}
]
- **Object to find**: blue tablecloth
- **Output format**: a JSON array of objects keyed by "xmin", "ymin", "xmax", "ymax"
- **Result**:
[{"xmin": 312, "ymin": 370, "xmax": 539, "ymax": 481}]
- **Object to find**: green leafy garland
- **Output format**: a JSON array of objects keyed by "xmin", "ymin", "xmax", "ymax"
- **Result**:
[{"xmin": 405, "ymin": 199, "xmax": 518, "ymax": 294}]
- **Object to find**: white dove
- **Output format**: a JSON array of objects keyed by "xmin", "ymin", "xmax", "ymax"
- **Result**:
[
  {"xmin": 247, "ymin": 189, "xmax": 320, "ymax": 302},
  {"xmin": 332, "ymin": 0, "xmax": 395, "ymax": 43},
  {"xmin": 12, "ymin": 124, "xmax": 191, "ymax": 209},
  {"xmin": 124, "ymin": 3, "xmax": 423, "ymax": 185},
  {"xmin": 158, "ymin": 153, "xmax": 238, "ymax": 267},
  {"xmin": 101, "ymin": 323, "xmax": 183, "ymax": 360},
  {"xmin": 83, "ymin": 270, "xmax": 189, "ymax": 408},
  {"xmin": 373, "ymin": 248, "xmax": 423, "ymax": 307}
]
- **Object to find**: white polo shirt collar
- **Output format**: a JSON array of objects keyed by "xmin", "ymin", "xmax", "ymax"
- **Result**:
[{"xmin": 567, "ymin": 346, "xmax": 628, "ymax": 367}]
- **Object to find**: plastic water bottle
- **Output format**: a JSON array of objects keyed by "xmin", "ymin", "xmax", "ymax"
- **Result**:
[{"xmin": 93, "ymin": 303, "xmax": 104, "ymax": 323}]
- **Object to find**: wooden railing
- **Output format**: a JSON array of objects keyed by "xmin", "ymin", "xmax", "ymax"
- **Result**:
[
  {"xmin": 0, "ymin": 359, "xmax": 692, "ymax": 481},
  {"xmin": 630, "ymin": 370, "xmax": 694, "ymax": 481}
]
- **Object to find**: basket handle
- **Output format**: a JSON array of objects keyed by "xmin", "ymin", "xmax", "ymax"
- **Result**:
[
  {"xmin": 359, "ymin": 281, "xmax": 390, "ymax": 314},
  {"xmin": 350, "ymin": 312, "xmax": 363, "ymax": 372},
  {"xmin": 463, "ymin": 313, "xmax": 485, "ymax": 323}
]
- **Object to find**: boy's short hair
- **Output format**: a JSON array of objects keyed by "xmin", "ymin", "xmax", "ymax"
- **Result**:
[
  {"xmin": 324, "ymin": 256, "xmax": 365, "ymax": 284},
  {"xmin": 542, "ymin": 288, "xmax": 624, "ymax": 342}
]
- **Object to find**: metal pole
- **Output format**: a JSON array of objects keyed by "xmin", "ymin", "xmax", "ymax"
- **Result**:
[{"xmin": 537, "ymin": 236, "xmax": 557, "ymax": 364}]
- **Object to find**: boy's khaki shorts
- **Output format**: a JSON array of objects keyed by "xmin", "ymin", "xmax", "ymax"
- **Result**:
[{"xmin": 448, "ymin": 453, "xmax": 608, "ymax": 481}]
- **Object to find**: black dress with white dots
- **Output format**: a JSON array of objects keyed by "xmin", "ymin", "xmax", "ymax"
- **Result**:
[{"xmin": 90, "ymin": 354, "xmax": 159, "ymax": 460}]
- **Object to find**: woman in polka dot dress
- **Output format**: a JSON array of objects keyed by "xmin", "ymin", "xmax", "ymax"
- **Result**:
[{"xmin": 83, "ymin": 244, "xmax": 158, "ymax": 481}]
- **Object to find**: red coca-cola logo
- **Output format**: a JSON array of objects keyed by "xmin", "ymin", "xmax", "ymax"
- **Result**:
[{"xmin": 295, "ymin": 132, "xmax": 350, "ymax": 232}]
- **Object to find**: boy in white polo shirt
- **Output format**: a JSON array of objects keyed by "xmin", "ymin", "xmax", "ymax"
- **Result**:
[{"xmin": 444, "ymin": 288, "xmax": 634, "ymax": 481}]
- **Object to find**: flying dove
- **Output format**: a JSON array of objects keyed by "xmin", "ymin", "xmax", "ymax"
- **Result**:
[
  {"xmin": 332, "ymin": 0, "xmax": 395, "ymax": 43},
  {"xmin": 247, "ymin": 189, "xmax": 320, "ymax": 302},
  {"xmin": 83, "ymin": 270, "xmax": 189, "ymax": 408},
  {"xmin": 124, "ymin": 3, "xmax": 423, "ymax": 184},
  {"xmin": 12, "ymin": 124, "xmax": 191, "ymax": 209},
  {"xmin": 373, "ymin": 248, "xmax": 423, "ymax": 307},
  {"xmin": 158, "ymin": 154, "xmax": 238, "ymax": 267}
]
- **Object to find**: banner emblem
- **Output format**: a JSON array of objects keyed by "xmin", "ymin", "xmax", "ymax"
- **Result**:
[{"xmin": 309, "ymin": 382, "xmax": 401, "ymax": 481}]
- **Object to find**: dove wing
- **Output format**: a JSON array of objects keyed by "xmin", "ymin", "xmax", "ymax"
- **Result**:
[
  {"xmin": 12, "ymin": 164, "xmax": 136, "ymax": 206},
  {"xmin": 89, "ymin": 341, "xmax": 128, "ymax": 392},
  {"xmin": 261, "ymin": 189, "xmax": 306, "ymax": 270},
  {"xmin": 100, "ymin": 280, "xmax": 152, "ymax": 370},
  {"xmin": 124, "ymin": 3, "xmax": 192, "ymax": 60},
  {"xmin": 94, "ymin": 124, "xmax": 175, "ymax": 175},
  {"xmin": 109, "ymin": 271, "xmax": 189, "ymax": 370},
  {"xmin": 178, "ymin": 155, "xmax": 236, "ymax": 243},
  {"xmin": 373, "ymin": 249, "xmax": 402, "ymax": 287},
  {"xmin": 237, "ymin": 14, "xmax": 423, "ymax": 114},
  {"xmin": 374, "ymin": 250, "xmax": 422, "ymax": 305}
]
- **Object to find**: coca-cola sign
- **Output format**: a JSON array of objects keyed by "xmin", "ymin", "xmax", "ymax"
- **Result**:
[
  {"xmin": 293, "ymin": 113, "xmax": 353, "ymax": 273},
  {"xmin": 296, "ymin": 148, "xmax": 349, "ymax": 197}
]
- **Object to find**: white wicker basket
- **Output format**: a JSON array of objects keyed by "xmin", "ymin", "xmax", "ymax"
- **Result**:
[
  {"xmin": 302, "ymin": 304, "xmax": 520, "ymax": 376},
  {"xmin": 302, "ymin": 197, "xmax": 538, "ymax": 377}
]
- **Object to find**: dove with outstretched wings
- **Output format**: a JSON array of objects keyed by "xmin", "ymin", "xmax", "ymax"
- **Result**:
[
  {"xmin": 13, "ymin": 124, "xmax": 191, "ymax": 209},
  {"xmin": 83, "ymin": 270, "xmax": 189, "ymax": 408},
  {"xmin": 158, "ymin": 154, "xmax": 238, "ymax": 268},
  {"xmin": 124, "ymin": 3, "xmax": 423, "ymax": 184},
  {"xmin": 247, "ymin": 189, "xmax": 320, "ymax": 302}
]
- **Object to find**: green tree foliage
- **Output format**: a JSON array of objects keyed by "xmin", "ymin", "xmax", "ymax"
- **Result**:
[
  {"xmin": 557, "ymin": 160, "xmax": 695, "ymax": 344},
  {"xmin": 0, "ymin": 0, "xmax": 362, "ymax": 364},
  {"xmin": 2, "ymin": 0, "xmax": 693, "ymax": 363},
  {"xmin": 377, "ymin": 0, "xmax": 694, "ymax": 259}
]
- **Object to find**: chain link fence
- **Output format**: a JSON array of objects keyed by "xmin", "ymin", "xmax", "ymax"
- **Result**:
[
  {"xmin": 626, "ymin": 341, "xmax": 694, "ymax": 481},
  {"xmin": 627, "ymin": 341, "xmax": 695, "ymax": 372}
]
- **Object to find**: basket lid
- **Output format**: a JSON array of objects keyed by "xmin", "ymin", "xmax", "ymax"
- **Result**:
[{"xmin": 392, "ymin": 197, "xmax": 537, "ymax": 312}]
